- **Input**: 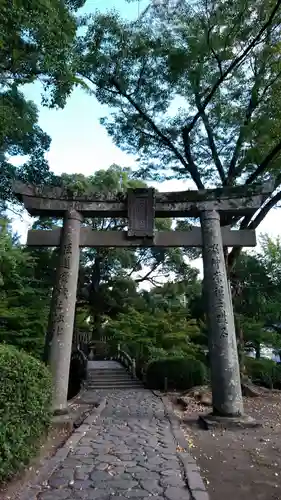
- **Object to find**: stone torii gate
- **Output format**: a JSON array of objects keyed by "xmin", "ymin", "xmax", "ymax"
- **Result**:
[{"xmin": 14, "ymin": 181, "xmax": 271, "ymax": 418}]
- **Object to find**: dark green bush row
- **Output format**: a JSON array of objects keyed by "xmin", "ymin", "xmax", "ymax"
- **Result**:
[
  {"xmin": 245, "ymin": 357, "xmax": 281, "ymax": 389},
  {"xmin": 146, "ymin": 357, "xmax": 207, "ymax": 391},
  {"xmin": 0, "ymin": 345, "xmax": 52, "ymax": 482}
]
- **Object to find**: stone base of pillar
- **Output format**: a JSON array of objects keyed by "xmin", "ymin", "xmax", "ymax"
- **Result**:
[{"xmin": 198, "ymin": 413, "xmax": 260, "ymax": 430}]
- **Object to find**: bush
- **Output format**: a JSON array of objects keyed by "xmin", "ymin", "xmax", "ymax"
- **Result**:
[
  {"xmin": 245, "ymin": 357, "xmax": 281, "ymax": 389},
  {"xmin": 146, "ymin": 356, "xmax": 207, "ymax": 391},
  {"xmin": 0, "ymin": 344, "xmax": 52, "ymax": 482}
]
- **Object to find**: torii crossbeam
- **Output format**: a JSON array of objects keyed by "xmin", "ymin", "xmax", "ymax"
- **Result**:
[{"xmin": 13, "ymin": 181, "xmax": 272, "ymax": 420}]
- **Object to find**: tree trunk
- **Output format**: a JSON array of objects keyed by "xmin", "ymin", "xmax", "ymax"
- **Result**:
[
  {"xmin": 92, "ymin": 314, "xmax": 102, "ymax": 341},
  {"xmin": 235, "ymin": 315, "xmax": 246, "ymax": 376},
  {"xmin": 255, "ymin": 343, "xmax": 261, "ymax": 359}
]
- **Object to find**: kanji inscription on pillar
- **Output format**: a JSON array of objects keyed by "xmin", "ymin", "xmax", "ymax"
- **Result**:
[{"xmin": 127, "ymin": 188, "xmax": 155, "ymax": 238}]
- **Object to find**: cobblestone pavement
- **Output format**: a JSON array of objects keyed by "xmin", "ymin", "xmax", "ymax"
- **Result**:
[{"xmin": 36, "ymin": 390, "xmax": 208, "ymax": 500}]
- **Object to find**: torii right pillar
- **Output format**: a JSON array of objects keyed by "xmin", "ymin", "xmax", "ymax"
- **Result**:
[{"xmin": 201, "ymin": 210, "xmax": 243, "ymax": 418}]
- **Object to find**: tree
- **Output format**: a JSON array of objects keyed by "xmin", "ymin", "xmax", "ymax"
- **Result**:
[
  {"xmin": 0, "ymin": 89, "xmax": 52, "ymax": 207},
  {"xmin": 231, "ymin": 249, "xmax": 281, "ymax": 360},
  {"xmin": 72, "ymin": 0, "xmax": 281, "ymax": 267},
  {"xmin": 53, "ymin": 166, "xmax": 196, "ymax": 341},
  {"xmin": 259, "ymin": 234, "xmax": 281, "ymax": 287},
  {"xmin": 104, "ymin": 306, "xmax": 204, "ymax": 367},
  {"xmin": 0, "ymin": 217, "xmax": 55, "ymax": 357},
  {"xmin": 101, "ymin": 265, "xmax": 205, "ymax": 369},
  {"xmin": 0, "ymin": 0, "xmax": 86, "ymax": 206}
]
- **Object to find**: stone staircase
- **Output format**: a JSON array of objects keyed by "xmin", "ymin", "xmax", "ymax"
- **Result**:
[{"xmin": 86, "ymin": 360, "xmax": 143, "ymax": 390}]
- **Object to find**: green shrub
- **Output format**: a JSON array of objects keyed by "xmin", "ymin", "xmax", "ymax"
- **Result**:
[
  {"xmin": 0, "ymin": 344, "xmax": 52, "ymax": 482},
  {"xmin": 146, "ymin": 356, "xmax": 207, "ymax": 391},
  {"xmin": 245, "ymin": 357, "xmax": 281, "ymax": 389}
]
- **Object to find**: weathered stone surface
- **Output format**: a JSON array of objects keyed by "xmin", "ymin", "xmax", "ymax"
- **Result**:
[
  {"xmin": 160, "ymin": 475, "xmax": 184, "ymax": 487},
  {"xmin": 34, "ymin": 388, "xmax": 208, "ymax": 500},
  {"xmin": 74, "ymin": 489, "xmax": 110, "ymax": 500},
  {"xmin": 192, "ymin": 492, "xmax": 210, "ymax": 500},
  {"xmin": 90, "ymin": 470, "xmax": 112, "ymax": 482},
  {"xmin": 15, "ymin": 179, "xmax": 272, "ymax": 201},
  {"xmin": 95, "ymin": 463, "xmax": 109, "ymax": 471},
  {"xmin": 39, "ymin": 491, "xmax": 71, "ymax": 500},
  {"xmin": 49, "ymin": 209, "xmax": 82, "ymax": 414},
  {"xmin": 160, "ymin": 469, "xmax": 177, "ymax": 476},
  {"xmin": 125, "ymin": 489, "xmax": 151, "ymax": 498},
  {"xmin": 75, "ymin": 447, "xmax": 94, "ymax": 456},
  {"xmin": 146, "ymin": 456, "xmax": 163, "ymax": 465},
  {"xmin": 75, "ymin": 468, "xmax": 91, "ymax": 481},
  {"xmin": 139, "ymin": 479, "xmax": 163, "ymax": 494},
  {"xmin": 133, "ymin": 470, "xmax": 160, "ymax": 480},
  {"xmin": 48, "ymin": 474, "xmax": 71, "ymax": 488},
  {"xmin": 201, "ymin": 210, "xmax": 243, "ymax": 417},
  {"xmin": 185, "ymin": 470, "xmax": 207, "ymax": 491},
  {"xmin": 165, "ymin": 487, "xmax": 192, "ymax": 500},
  {"xmin": 28, "ymin": 225, "xmax": 255, "ymax": 250},
  {"xmin": 72, "ymin": 479, "xmax": 93, "ymax": 490}
]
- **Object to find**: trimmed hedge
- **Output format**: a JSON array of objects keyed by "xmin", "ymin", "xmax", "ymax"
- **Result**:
[
  {"xmin": 0, "ymin": 345, "xmax": 52, "ymax": 482},
  {"xmin": 146, "ymin": 357, "xmax": 207, "ymax": 391},
  {"xmin": 245, "ymin": 357, "xmax": 281, "ymax": 389}
]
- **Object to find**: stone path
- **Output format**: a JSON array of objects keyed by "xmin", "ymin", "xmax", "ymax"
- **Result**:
[{"xmin": 30, "ymin": 390, "xmax": 209, "ymax": 500}]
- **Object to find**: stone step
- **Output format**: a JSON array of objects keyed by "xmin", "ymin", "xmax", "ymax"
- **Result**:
[
  {"xmin": 86, "ymin": 381, "xmax": 143, "ymax": 389},
  {"xmin": 87, "ymin": 380, "xmax": 143, "ymax": 386},
  {"xmin": 87, "ymin": 387, "xmax": 143, "ymax": 391},
  {"xmin": 87, "ymin": 385, "xmax": 143, "ymax": 390},
  {"xmin": 87, "ymin": 372, "xmax": 132, "ymax": 376},
  {"xmin": 86, "ymin": 366, "xmax": 143, "ymax": 390},
  {"xmin": 90, "ymin": 376, "xmax": 132, "ymax": 378},
  {"xmin": 87, "ymin": 369, "xmax": 131, "ymax": 375},
  {"xmin": 87, "ymin": 372, "xmax": 132, "ymax": 380},
  {"xmin": 87, "ymin": 376, "xmax": 135, "ymax": 382},
  {"xmin": 87, "ymin": 377, "xmax": 133, "ymax": 382},
  {"xmin": 88, "ymin": 381, "xmax": 136, "ymax": 385}
]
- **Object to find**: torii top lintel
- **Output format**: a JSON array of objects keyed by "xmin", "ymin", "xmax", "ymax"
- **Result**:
[{"xmin": 13, "ymin": 181, "xmax": 273, "ymax": 218}]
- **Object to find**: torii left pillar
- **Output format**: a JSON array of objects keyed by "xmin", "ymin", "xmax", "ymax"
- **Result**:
[{"xmin": 49, "ymin": 209, "xmax": 82, "ymax": 415}]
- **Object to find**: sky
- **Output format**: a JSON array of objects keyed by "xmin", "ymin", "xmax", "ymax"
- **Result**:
[{"xmin": 10, "ymin": 0, "xmax": 281, "ymax": 273}]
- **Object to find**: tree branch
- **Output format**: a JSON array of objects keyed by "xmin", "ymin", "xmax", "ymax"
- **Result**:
[
  {"xmin": 248, "ymin": 190, "xmax": 281, "ymax": 230},
  {"xmin": 258, "ymin": 68, "xmax": 281, "ymax": 103},
  {"xmin": 185, "ymin": 0, "xmax": 281, "ymax": 134},
  {"xmin": 135, "ymin": 261, "xmax": 161, "ymax": 283},
  {"xmin": 228, "ymin": 190, "xmax": 281, "ymax": 269},
  {"xmin": 227, "ymin": 65, "xmax": 264, "ymax": 182},
  {"xmin": 78, "ymin": 73, "xmax": 120, "ymax": 96},
  {"xmin": 227, "ymin": 246, "xmax": 242, "ymax": 271},
  {"xmin": 132, "ymin": 58, "xmax": 148, "ymax": 96},
  {"xmin": 181, "ymin": 127, "xmax": 205, "ymax": 188},
  {"xmin": 110, "ymin": 76, "xmax": 204, "ymax": 189},
  {"xmin": 207, "ymin": 25, "xmax": 223, "ymax": 78},
  {"xmin": 194, "ymin": 90, "xmax": 226, "ymax": 183},
  {"xmin": 128, "ymin": 249, "xmax": 146, "ymax": 277},
  {"xmin": 246, "ymin": 139, "xmax": 281, "ymax": 185}
]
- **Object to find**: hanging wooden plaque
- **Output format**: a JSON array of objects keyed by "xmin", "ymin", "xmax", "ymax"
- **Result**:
[{"xmin": 127, "ymin": 188, "xmax": 155, "ymax": 238}]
